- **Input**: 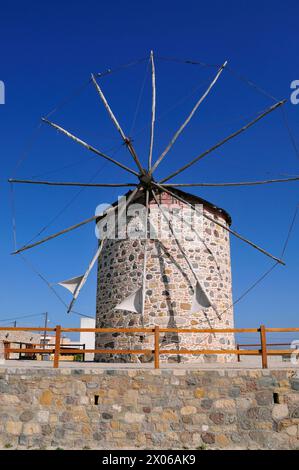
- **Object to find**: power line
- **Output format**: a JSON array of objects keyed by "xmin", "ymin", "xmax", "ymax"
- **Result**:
[
  {"xmin": 129, "ymin": 57, "xmax": 150, "ymax": 135},
  {"xmin": 157, "ymin": 55, "xmax": 219, "ymax": 69},
  {"xmin": 0, "ymin": 312, "xmax": 46, "ymax": 323},
  {"xmin": 44, "ymin": 58, "xmax": 147, "ymax": 119}
]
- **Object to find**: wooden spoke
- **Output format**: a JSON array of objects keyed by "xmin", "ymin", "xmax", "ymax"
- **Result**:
[
  {"xmin": 150, "ymin": 61, "xmax": 227, "ymax": 175},
  {"xmin": 148, "ymin": 51, "xmax": 156, "ymax": 171},
  {"xmin": 163, "ymin": 176, "xmax": 299, "ymax": 187},
  {"xmin": 151, "ymin": 188, "xmax": 219, "ymax": 321},
  {"xmin": 91, "ymin": 74, "xmax": 145, "ymax": 174},
  {"xmin": 154, "ymin": 182, "xmax": 286, "ymax": 266},
  {"xmin": 8, "ymin": 179, "xmax": 137, "ymax": 188},
  {"xmin": 67, "ymin": 187, "xmax": 141, "ymax": 313},
  {"xmin": 141, "ymin": 190, "xmax": 150, "ymax": 324},
  {"xmin": 41, "ymin": 117, "xmax": 139, "ymax": 177},
  {"xmin": 12, "ymin": 215, "xmax": 98, "ymax": 255},
  {"xmin": 160, "ymin": 100, "xmax": 286, "ymax": 183}
]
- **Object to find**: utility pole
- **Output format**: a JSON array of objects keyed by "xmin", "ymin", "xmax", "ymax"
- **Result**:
[{"xmin": 42, "ymin": 312, "xmax": 48, "ymax": 357}]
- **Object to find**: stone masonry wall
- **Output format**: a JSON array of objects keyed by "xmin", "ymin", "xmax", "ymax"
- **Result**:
[
  {"xmin": 0, "ymin": 332, "xmax": 41, "ymax": 359},
  {"xmin": 0, "ymin": 367, "xmax": 299, "ymax": 450},
  {"xmin": 0, "ymin": 332, "xmax": 40, "ymax": 345},
  {"xmin": 96, "ymin": 191, "xmax": 235, "ymax": 363}
]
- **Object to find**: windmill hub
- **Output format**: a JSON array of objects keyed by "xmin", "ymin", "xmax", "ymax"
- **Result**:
[{"xmin": 139, "ymin": 172, "xmax": 154, "ymax": 188}]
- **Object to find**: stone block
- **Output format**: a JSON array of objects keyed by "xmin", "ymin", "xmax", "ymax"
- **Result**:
[
  {"xmin": 6, "ymin": 421, "xmax": 22, "ymax": 435},
  {"xmin": 194, "ymin": 388, "xmax": 205, "ymax": 398},
  {"xmin": 214, "ymin": 399, "xmax": 236, "ymax": 410},
  {"xmin": 19, "ymin": 410, "xmax": 34, "ymax": 423},
  {"xmin": 291, "ymin": 379, "xmax": 299, "ymax": 391},
  {"xmin": 23, "ymin": 422, "xmax": 41, "ymax": 436},
  {"xmin": 180, "ymin": 406, "xmax": 197, "ymax": 416},
  {"xmin": 39, "ymin": 390, "xmax": 53, "ymax": 406},
  {"xmin": 255, "ymin": 391, "xmax": 273, "ymax": 406},
  {"xmin": 201, "ymin": 432, "xmax": 215, "ymax": 444},
  {"xmin": 124, "ymin": 412, "xmax": 145, "ymax": 423},
  {"xmin": 272, "ymin": 404, "xmax": 289, "ymax": 421}
]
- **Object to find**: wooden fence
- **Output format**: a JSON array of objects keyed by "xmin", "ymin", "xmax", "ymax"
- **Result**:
[{"xmin": 1, "ymin": 325, "xmax": 299, "ymax": 369}]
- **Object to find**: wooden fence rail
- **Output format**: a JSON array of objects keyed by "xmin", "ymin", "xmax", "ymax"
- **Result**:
[{"xmin": 1, "ymin": 324, "xmax": 299, "ymax": 369}]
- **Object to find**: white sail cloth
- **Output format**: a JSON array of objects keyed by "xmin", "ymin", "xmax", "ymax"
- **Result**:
[
  {"xmin": 191, "ymin": 281, "xmax": 212, "ymax": 313},
  {"xmin": 58, "ymin": 275, "xmax": 84, "ymax": 295},
  {"xmin": 114, "ymin": 287, "xmax": 143, "ymax": 314},
  {"xmin": 114, "ymin": 281, "xmax": 211, "ymax": 315}
]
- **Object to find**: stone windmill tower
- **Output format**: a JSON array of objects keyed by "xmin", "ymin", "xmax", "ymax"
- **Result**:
[
  {"xmin": 95, "ymin": 186, "xmax": 235, "ymax": 363},
  {"xmin": 10, "ymin": 52, "xmax": 286, "ymax": 365}
]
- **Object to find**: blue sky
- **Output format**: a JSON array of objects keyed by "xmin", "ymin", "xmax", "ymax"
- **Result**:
[{"xmin": 0, "ymin": 0, "xmax": 298, "ymax": 338}]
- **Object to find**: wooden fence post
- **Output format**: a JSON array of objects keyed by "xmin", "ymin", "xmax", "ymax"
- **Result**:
[
  {"xmin": 260, "ymin": 324, "xmax": 268, "ymax": 369},
  {"xmin": 53, "ymin": 325, "xmax": 61, "ymax": 369},
  {"xmin": 154, "ymin": 326, "xmax": 160, "ymax": 369},
  {"xmin": 4, "ymin": 341, "xmax": 10, "ymax": 360},
  {"xmin": 236, "ymin": 343, "xmax": 240, "ymax": 362}
]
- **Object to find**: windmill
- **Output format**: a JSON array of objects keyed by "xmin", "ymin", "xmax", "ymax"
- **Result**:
[{"xmin": 9, "ymin": 52, "xmax": 299, "ymax": 363}]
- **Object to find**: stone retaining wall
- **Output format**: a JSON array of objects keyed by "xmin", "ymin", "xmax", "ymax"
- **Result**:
[{"xmin": 0, "ymin": 367, "xmax": 299, "ymax": 450}]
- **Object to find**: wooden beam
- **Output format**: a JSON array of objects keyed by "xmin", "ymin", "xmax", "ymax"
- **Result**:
[
  {"xmin": 67, "ymin": 187, "xmax": 140, "ymax": 313},
  {"xmin": 159, "ymin": 349, "xmax": 260, "ymax": 355},
  {"xmin": 150, "ymin": 61, "xmax": 227, "ymax": 175},
  {"xmin": 266, "ymin": 327, "xmax": 299, "ymax": 332},
  {"xmin": 154, "ymin": 182, "xmax": 286, "ymax": 266},
  {"xmin": 12, "ymin": 215, "xmax": 98, "ymax": 255},
  {"xmin": 91, "ymin": 74, "xmax": 145, "ymax": 174},
  {"xmin": 42, "ymin": 117, "xmax": 139, "ymax": 177},
  {"xmin": 259, "ymin": 324, "xmax": 268, "ymax": 369},
  {"xmin": 8, "ymin": 179, "xmax": 138, "ymax": 188},
  {"xmin": 53, "ymin": 325, "xmax": 61, "ymax": 368},
  {"xmin": 154, "ymin": 325, "xmax": 160, "ymax": 369},
  {"xmin": 0, "ymin": 326, "xmax": 55, "ymax": 332},
  {"xmin": 148, "ymin": 50, "xmax": 156, "ymax": 171},
  {"xmin": 163, "ymin": 176, "xmax": 299, "ymax": 187},
  {"xmin": 151, "ymin": 188, "xmax": 220, "ymax": 323},
  {"xmin": 160, "ymin": 99, "xmax": 286, "ymax": 183},
  {"xmin": 141, "ymin": 190, "xmax": 150, "ymax": 326}
]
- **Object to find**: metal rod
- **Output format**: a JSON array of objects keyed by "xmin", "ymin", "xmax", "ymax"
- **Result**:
[
  {"xmin": 154, "ymin": 182, "xmax": 286, "ymax": 266},
  {"xmin": 141, "ymin": 190, "xmax": 149, "ymax": 326},
  {"xmin": 148, "ymin": 50, "xmax": 156, "ymax": 171},
  {"xmin": 163, "ymin": 176, "xmax": 299, "ymax": 187},
  {"xmin": 42, "ymin": 117, "xmax": 139, "ymax": 177},
  {"xmin": 12, "ymin": 215, "xmax": 98, "ymax": 255},
  {"xmin": 67, "ymin": 187, "xmax": 141, "ymax": 313},
  {"xmin": 168, "ymin": 195, "xmax": 222, "ymax": 275},
  {"xmin": 91, "ymin": 74, "xmax": 145, "ymax": 175},
  {"xmin": 151, "ymin": 188, "xmax": 219, "ymax": 325},
  {"xmin": 8, "ymin": 178, "xmax": 138, "ymax": 188},
  {"xmin": 160, "ymin": 99, "xmax": 286, "ymax": 183},
  {"xmin": 150, "ymin": 61, "xmax": 227, "ymax": 175}
]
